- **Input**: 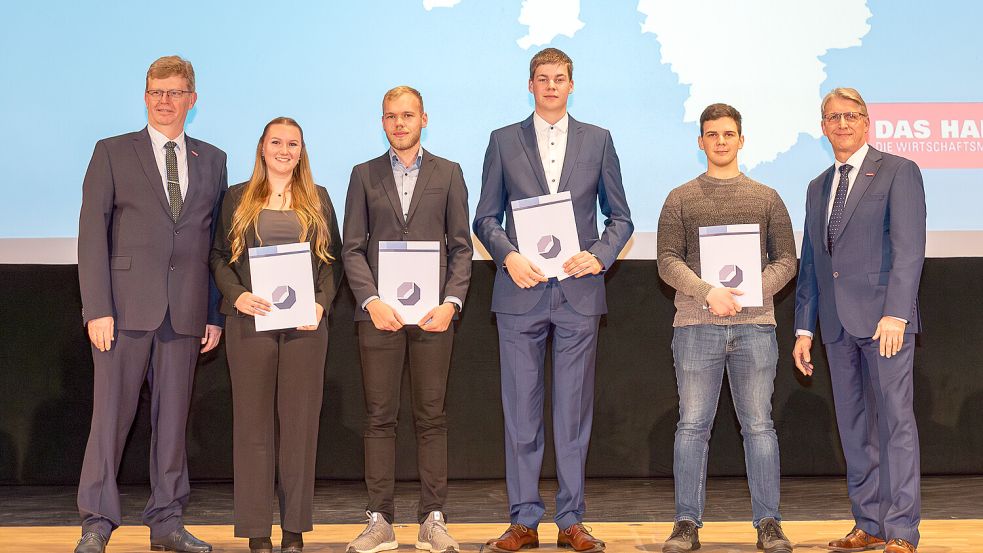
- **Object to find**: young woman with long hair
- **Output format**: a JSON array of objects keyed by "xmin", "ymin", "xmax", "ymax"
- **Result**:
[{"xmin": 210, "ymin": 117, "xmax": 341, "ymax": 553}]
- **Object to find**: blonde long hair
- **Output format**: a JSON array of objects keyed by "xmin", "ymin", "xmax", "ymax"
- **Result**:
[{"xmin": 228, "ymin": 117, "xmax": 333, "ymax": 264}]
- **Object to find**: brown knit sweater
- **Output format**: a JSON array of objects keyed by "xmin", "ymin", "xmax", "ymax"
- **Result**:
[{"xmin": 657, "ymin": 173, "xmax": 796, "ymax": 327}]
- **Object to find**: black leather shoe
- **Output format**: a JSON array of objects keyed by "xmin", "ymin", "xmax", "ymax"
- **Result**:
[
  {"xmin": 281, "ymin": 529, "xmax": 303, "ymax": 552},
  {"xmin": 75, "ymin": 532, "xmax": 107, "ymax": 553},
  {"xmin": 150, "ymin": 527, "xmax": 213, "ymax": 552}
]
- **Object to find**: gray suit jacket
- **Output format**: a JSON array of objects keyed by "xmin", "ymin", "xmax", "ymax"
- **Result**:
[
  {"xmin": 794, "ymin": 146, "xmax": 926, "ymax": 342},
  {"xmin": 342, "ymin": 149, "xmax": 473, "ymax": 322},
  {"xmin": 473, "ymin": 114, "xmax": 633, "ymax": 316},
  {"xmin": 78, "ymin": 127, "xmax": 227, "ymax": 337}
]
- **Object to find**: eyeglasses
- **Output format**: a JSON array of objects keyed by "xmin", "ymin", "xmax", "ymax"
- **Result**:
[
  {"xmin": 823, "ymin": 111, "xmax": 867, "ymax": 124},
  {"xmin": 146, "ymin": 89, "xmax": 192, "ymax": 100}
]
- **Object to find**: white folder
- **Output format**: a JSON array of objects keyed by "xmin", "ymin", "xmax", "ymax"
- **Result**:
[
  {"xmin": 511, "ymin": 191, "xmax": 580, "ymax": 280},
  {"xmin": 698, "ymin": 224, "xmax": 763, "ymax": 307},
  {"xmin": 248, "ymin": 242, "xmax": 318, "ymax": 331},
  {"xmin": 378, "ymin": 241, "xmax": 440, "ymax": 325}
]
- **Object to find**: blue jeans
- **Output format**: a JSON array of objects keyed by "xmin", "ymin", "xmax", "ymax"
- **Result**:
[{"xmin": 671, "ymin": 324, "xmax": 781, "ymax": 527}]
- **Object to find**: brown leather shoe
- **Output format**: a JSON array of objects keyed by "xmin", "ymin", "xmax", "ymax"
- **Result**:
[
  {"xmin": 486, "ymin": 524, "xmax": 539, "ymax": 552},
  {"xmin": 884, "ymin": 539, "xmax": 917, "ymax": 553},
  {"xmin": 557, "ymin": 523, "xmax": 605, "ymax": 552},
  {"xmin": 828, "ymin": 528, "xmax": 885, "ymax": 551}
]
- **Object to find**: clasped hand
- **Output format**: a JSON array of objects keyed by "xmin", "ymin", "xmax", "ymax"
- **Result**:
[
  {"xmin": 706, "ymin": 287, "xmax": 744, "ymax": 317},
  {"xmin": 235, "ymin": 291, "xmax": 323, "ymax": 331},
  {"xmin": 504, "ymin": 250, "xmax": 601, "ymax": 289}
]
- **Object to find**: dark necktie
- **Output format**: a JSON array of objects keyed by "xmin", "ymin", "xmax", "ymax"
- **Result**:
[
  {"xmin": 827, "ymin": 163, "xmax": 852, "ymax": 252},
  {"xmin": 165, "ymin": 141, "xmax": 182, "ymax": 221}
]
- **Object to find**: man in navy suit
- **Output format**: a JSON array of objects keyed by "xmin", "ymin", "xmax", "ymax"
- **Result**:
[
  {"xmin": 793, "ymin": 87, "xmax": 925, "ymax": 553},
  {"xmin": 474, "ymin": 47, "xmax": 633, "ymax": 552}
]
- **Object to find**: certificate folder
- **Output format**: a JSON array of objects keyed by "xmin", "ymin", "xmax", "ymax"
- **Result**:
[
  {"xmin": 511, "ymin": 191, "xmax": 580, "ymax": 280},
  {"xmin": 378, "ymin": 241, "xmax": 440, "ymax": 325},
  {"xmin": 247, "ymin": 241, "xmax": 318, "ymax": 331},
  {"xmin": 698, "ymin": 224, "xmax": 763, "ymax": 308}
]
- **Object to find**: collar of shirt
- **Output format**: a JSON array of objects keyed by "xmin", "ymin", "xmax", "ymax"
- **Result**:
[
  {"xmin": 533, "ymin": 112, "xmax": 569, "ymax": 136},
  {"xmin": 147, "ymin": 124, "xmax": 186, "ymax": 153},
  {"xmin": 390, "ymin": 146, "xmax": 423, "ymax": 172},
  {"xmin": 833, "ymin": 142, "xmax": 869, "ymax": 176}
]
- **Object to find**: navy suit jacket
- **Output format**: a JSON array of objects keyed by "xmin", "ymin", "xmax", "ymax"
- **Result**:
[
  {"xmin": 473, "ymin": 114, "xmax": 633, "ymax": 316},
  {"xmin": 78, "ymin": 127, "xmax": 227, "ymax": 337},
  {"xmin": 794, "ymin": 146, "xmax": 925, "ymax": 343}
]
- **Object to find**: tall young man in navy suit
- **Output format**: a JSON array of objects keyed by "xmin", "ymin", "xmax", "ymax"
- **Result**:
[
  {"xmin": 794, "ymin": 88, "xmax": 926, "ymax": 553},
  {"xmin": 473, "ymin": 48, "xmax": 633, "ymax": 553}
]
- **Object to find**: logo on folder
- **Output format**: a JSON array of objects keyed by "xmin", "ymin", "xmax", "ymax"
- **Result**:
[
  {"xmin": 537, "ymin": 235, "xmax": 562, "ymax": 259},
  {"xmin": 397, "ymin": 282, "xmax": 422, "ymax": 306},
  {"xmin": 718, "ymin": 265, "xmax": 744, "ymax": 288},
  {"xmin": 272, "ymin": 285, "xmax": 297, "ymax": 310}
]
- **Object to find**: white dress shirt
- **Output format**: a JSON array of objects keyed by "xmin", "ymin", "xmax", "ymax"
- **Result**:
[
  {"xmin": 147, "ymin": 124, "xmax": 189, "ymax": 201},
  {"xmin": 533, "ymin": 112, "xmax": 569, "ymax": 194}
]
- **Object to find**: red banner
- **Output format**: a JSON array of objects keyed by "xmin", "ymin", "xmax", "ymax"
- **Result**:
[{"xmin": 866, "ymin": 103, "xmax": 983, "ymax": 168}]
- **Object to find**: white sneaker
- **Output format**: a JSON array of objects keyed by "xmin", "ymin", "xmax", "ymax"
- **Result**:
[
  {"xmin": 416, "ymin": 511, "xmax": 459, "ymax": 552},
  {"xmin": 347, "ymin": 511, "xmax": 398, "ymax": 553}
]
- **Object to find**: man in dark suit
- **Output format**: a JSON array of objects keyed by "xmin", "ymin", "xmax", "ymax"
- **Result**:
[
  {"xmin": 793, "ymin": 87, "xmax": 926, "ymax": 553},
  {"xmin": 473, "ymin": 48, "xmax": 633, "ymax": 552},
  {"xmin": 75, "ymin": 56, "xmax": 226, "ymax": 553},
  {"xmin": 343, "ymin": 85, "xmax": 472, "ymax": 553}
]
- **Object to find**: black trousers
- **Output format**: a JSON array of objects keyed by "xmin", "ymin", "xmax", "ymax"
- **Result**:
[
  {"xmin": 358, "ymin": 321, "xmax": 454, "ymax": 523},
  {"xmin": 226, "ymin": 315, "xmax": 328, "ymax": 538}
]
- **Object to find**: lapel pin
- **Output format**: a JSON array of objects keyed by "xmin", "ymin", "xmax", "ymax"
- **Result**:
[
  {"xmin": 865, "ymin": 172, "xmax": 874, "ymax": 177},
  {"xmin": 191, "ymin": 150, "xmax": 199, "ymax": 157}
]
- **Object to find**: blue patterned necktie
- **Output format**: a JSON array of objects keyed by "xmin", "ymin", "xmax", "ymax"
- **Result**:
[
  {"xmin": 165, "ymin": 141, "xmax": 182, "ymax": 222},
  {"xmin": 827, "ymin": 163, "xmax": 852, "ymax": 252}
]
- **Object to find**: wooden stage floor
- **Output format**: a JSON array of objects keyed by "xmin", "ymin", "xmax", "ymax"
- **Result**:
[
  {"xmin": 2, "ymin": 477, "xmax": 982, "ymax": 551},
  {"xmin": 2, "ymin": 520, "xmax": 979, "ymax": 552}
]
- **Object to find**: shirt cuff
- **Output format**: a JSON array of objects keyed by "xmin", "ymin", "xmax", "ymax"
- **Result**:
[
  {"xmin": 795, "ymin": 329, "xmax": 814, "ymax": 338},
  {"xmin": 889, "ymin": 316, "xmax": 909, "ymax": 324},
  {"xmin": 444, "ymin": 296, "xmax": 463, "ymax": 311},
  {"xmin": 361, "ymin": 295, "xmax": 380, "ymax": 311}
]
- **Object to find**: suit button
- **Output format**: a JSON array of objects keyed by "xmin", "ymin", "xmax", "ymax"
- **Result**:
[
  {"xmin": 170, "ymin": 265, "xmax": 176, "ymax": 271},
  {"xmin": 403, "ymin": 229, "xmax": 409, "ymax": 235},
  {"xmin": 174, "ymin": 230, "xmax": 180, "ymax": 235},
  {"xmin": 833, "ymin": 271, "xmax": 839, "ymax": 278}
]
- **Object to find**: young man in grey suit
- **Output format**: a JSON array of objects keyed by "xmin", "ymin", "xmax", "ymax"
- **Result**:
[
  {"xmin": 343, "ymin": 86, "xmax": 472, "ymax": 553},
  {"xmin": 794, "ymin": 88, "xmax": 926, "ymax": 553},
  {"xmin": 473, "ymin": 48, "xmax": 633, "ymax": 553},
  {"xmin": 75, "ymin": 56, "xmax": 226, "ymax": 553}
]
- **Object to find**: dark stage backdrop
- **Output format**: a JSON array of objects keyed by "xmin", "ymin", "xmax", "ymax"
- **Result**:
[{"xmin": 1, "ymin": 259, "xmax": 981, "ymax": 485}]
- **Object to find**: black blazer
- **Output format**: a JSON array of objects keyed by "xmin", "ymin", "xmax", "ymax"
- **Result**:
[
  {"xmin": 210, "ymin": 182, "xmax": 342, "ymax": 319},
  {"xmin": 342, "ymin": 149, "xmax": 472, "ymax": 322}
]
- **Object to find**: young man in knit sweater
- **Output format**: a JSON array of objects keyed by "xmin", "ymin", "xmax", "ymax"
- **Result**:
[{"xmin": 656, "ymin": 104, "xmax": 797, "ymax": 553}]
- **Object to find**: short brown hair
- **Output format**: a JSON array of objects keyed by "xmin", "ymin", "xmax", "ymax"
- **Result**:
[
  {"xmin": 821, "ymin": 87, "xmax": 868, "ymax": 116},
  {"xmin": 382, "ymin": 85, "xmax": 424, "ymax": 113},
  {"xmin": 529, "ymin": 47, "xmax": 573, "ymax": 80},
  {"xmin": 146, "ymin": 55, "xmax": 196, "ymax": 92},
  {"xmin": 700, "ymin": 103, "xmax": 742, "ymax": 135}
]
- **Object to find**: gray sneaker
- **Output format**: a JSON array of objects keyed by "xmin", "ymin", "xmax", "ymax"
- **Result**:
[
  {"xmin": 663, "ymin": 520, "xmax": 700, "ymax": 552},
  {"xmin": 416, "ymin": 511, "xmax": 459, "ymax": 552},
  {"xmin": 756, "ymin": 517, "xmax": 792, "ymax": 553},
  {"xmin": 347, "ymin": 511, "xmax": 398, "ymax": 553}
]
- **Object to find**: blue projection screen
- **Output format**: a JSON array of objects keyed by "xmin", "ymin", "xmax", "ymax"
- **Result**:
[{"xmin": 1, "ymin": 1, "xmax": 981, "ymax": 263}]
